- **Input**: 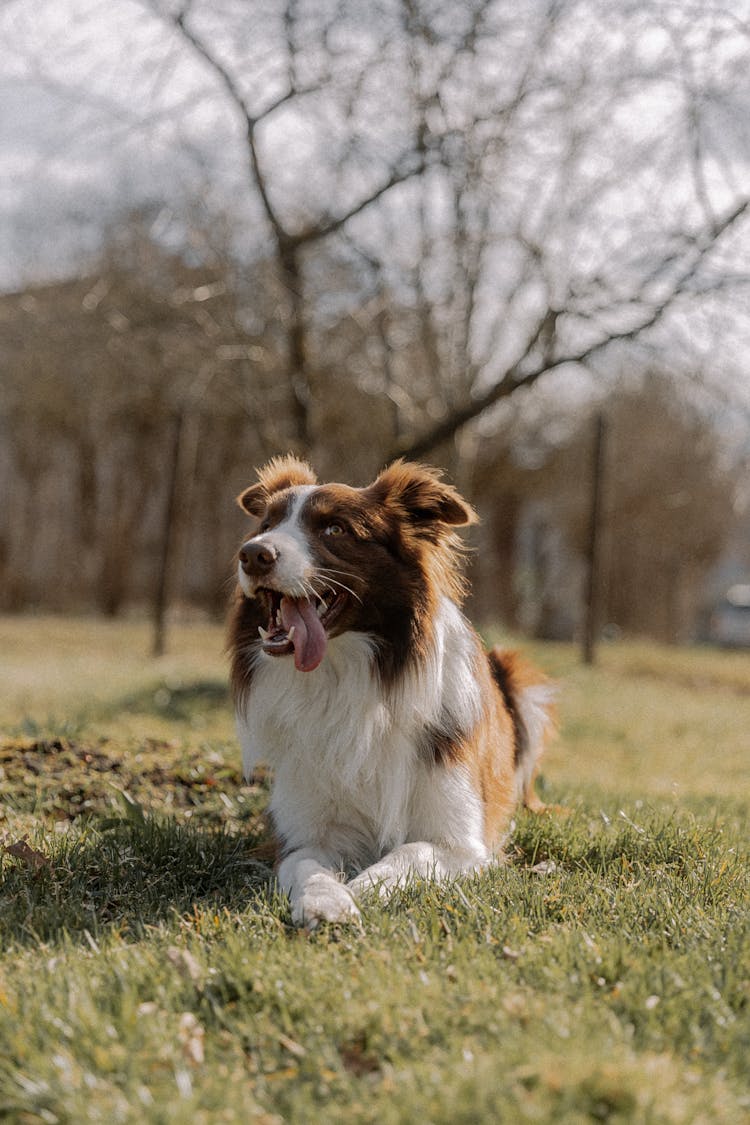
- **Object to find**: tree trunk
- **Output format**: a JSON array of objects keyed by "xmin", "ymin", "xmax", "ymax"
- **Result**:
[{"xmin": 280, "ymin": 244, "xmax": 310, "ymax": 448}]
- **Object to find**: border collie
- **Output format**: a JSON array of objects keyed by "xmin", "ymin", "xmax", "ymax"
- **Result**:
[{"xmin": 229, "ymin": 456, "xmax": 556, "ymax": 927}]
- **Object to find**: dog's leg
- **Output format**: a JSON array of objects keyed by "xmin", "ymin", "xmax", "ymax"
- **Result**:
[
  {"xmin": 522, "ymin": 764, "xmax": 552, "ymax": 812},
  {"xmin": 278, "ymin": 847, "xmax": 362, "ymax": 928},
  {"xmin": 522, "ymin": 764, "xmax": 570, "ymax": 816},
  {"xmin": 349, "ymin": 841, "xmax": 488, "ymax": 898}
]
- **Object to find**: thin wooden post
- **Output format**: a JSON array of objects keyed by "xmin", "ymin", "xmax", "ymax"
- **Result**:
[
  {"xmin": 583, "ymin": 411, "xmax": 607, "ymax": 665},
  {"xmin": 152, "ymin": 409, "xmax": 185, "ymax": 657}
]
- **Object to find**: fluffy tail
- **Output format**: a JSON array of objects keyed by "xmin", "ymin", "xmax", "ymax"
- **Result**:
[{"xmin": 488, "ymin": 647, "xmax": 558, "ymax": 812}]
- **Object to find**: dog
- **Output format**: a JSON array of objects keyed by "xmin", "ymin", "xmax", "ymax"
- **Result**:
[{"xmin": 228, "ymin": 455, "xmax": 556, "ymax": 927}]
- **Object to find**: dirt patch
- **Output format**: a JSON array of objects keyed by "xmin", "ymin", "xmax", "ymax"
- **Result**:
[{"xmin": 0, "ymin": 737, "xmax": 267, "ymax": 828}]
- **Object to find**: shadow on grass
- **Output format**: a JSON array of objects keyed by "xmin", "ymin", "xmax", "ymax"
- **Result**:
[
  {"xmin": 0, "ymin": 816, "xmax": 276, "ymax": 949},
  {"xmin": 101, "ymin": 678, "xmax": 230, "ymax": 722}
]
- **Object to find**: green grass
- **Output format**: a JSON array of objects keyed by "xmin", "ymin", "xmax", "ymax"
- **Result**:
[{"xmin": 0, "ymin": 616, "xmax": 748, "ymax": 1123}]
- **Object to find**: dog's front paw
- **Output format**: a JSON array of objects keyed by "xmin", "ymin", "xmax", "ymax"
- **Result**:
[
  {"xmin": 292, "ymin": 874, "xmax": 362, "ymax": 929},
  {"xmin": 349, "ymin": 861, "xmax": 400, "ymax": 899}
]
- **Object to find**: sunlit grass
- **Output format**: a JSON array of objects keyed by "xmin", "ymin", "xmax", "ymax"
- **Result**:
[
  {"xmin": 0, "ymin": 615, "xmax": 748, "ymax": 1122},
  {"xmin": 486, "ymin": 630, "xmax": 750, "ymax": 801}
]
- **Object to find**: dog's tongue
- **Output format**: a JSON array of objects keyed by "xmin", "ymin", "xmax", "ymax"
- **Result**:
[{"xmin": 280, "ymin": 596, "xmax": 327, "ymax": 672}]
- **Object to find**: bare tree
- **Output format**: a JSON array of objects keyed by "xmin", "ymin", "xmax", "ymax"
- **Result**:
[
  {"xmin": 139, "ymin": 0, "xmax": 433, "ymax": 450},
  {"xmin": 5, "ymin": 0, "xmax": 748, "ymax": 463}
]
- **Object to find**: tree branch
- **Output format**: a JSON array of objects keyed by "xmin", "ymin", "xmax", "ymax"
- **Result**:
[
  {"xmin": 286, "ymin": 155, "xmax": 431, "ymax": 248},
  {"xmin": 392, "ymin": 195, "xmax": 750, "ymax": 461},
  {"xmin": 166, "ymin": 6, "xmax": 290, "ymax": 244}
]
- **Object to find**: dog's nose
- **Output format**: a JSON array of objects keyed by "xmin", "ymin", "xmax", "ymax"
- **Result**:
[{"xmin": 239, "ymin": 540, "xmax": 279, "ymax": 575}]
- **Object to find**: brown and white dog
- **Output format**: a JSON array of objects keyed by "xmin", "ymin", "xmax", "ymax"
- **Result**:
[{"xmin": 228, "ymin": 455, "xmax": 556, "ymax": 927}]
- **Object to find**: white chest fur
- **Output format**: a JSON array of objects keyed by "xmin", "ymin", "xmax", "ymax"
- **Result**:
[{"xmin": 235, "ymin": 599, "xmax": 484, "ymax": 865}]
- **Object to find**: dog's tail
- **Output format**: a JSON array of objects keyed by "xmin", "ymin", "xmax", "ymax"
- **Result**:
[{"xmin": 488, "ymin": 647, "xmax": 558, "ymax": 812}]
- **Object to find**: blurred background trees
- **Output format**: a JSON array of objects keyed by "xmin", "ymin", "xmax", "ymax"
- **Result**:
[{"xmin": 1, "ymin": 0, "xmax": 748, "ymax": 646}]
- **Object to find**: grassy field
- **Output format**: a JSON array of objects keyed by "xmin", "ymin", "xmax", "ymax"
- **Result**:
[{"xmin": 0, "ymin": 615, "xmax": 748, "ymax": 1123}]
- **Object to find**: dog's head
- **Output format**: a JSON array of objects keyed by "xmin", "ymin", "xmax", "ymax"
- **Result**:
[{"xmin": 235, "ymin": 456, "xmax": 477, "ymax": 673}]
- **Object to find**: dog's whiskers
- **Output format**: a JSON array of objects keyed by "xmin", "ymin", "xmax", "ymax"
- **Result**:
[
  {"xmin": 311, "ymin": 572, "xmax": 362, "ymax": 605},
  {"xmin": 298, "ymin": 579, "xmax": 320, "ymax": 602},
  {"xmin": 316, "ymin": 567, "xmax": 360, "ymax": 581}
]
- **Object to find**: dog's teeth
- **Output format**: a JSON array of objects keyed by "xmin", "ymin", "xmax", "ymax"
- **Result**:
[
  {"xmin": 258, "ymin": 626, "xmax": 270, "ymax": 641},
  {"xmin": 316, "ymin": 601, "xmax": 326, "ymax": 617},
  {"xmin": 287, "ymin": 626, "xmax": 296, "ymax": 642}
]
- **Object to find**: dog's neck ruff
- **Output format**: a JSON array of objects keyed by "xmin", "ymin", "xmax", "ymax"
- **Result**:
[
  {"xmin": 236, "ymin": 597, "xmax": 483, "ymax": 862},
  {"xmin": 237, "ymin": 597, "xmax": 480, "ymax": 771}
]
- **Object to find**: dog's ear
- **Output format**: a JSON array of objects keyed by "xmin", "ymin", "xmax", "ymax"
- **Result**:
[
  {"xmin": 237, "ymin": 455, "xmax": 317, "ymax": 516},
  {"xmin": 366, "ymin": 459, "xmax": 477, "ymax": 530},
  {"xmin": 236, "ymin": 484, "xmax": 269, "ymax": 517}
]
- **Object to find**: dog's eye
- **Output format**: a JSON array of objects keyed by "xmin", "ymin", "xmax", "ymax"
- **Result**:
[
  {"xmin": 259, "ymin": 520, "xmax": 271, "ymax": 532},
  {"xmin": 324, "ymin": 523, "xmax": 345, "ymax": 537}
]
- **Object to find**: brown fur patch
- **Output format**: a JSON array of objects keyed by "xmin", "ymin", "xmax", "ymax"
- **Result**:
[
  {"xmin": 420, "ymin": 716, "xmax": 467, "ymax": 766},
  {"xmin": 488, "ymin": 647, "xmax": 558, "ymax": 812},
  {"xmin": 440, "ymin": 641, "xmax": 517, "ymax": 851},
  {"xmin": 227, "ymin": 589, "xmax": 266, "ymax": 706},
  {"xmin": 364, "ymin": 461, "xmax": 477, "ymax": 610}
]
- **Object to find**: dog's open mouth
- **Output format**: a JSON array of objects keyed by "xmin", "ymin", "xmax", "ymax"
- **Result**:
[{"xmin": 256, "ymin": 587, "xmax": 348, "ymax": 672}]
